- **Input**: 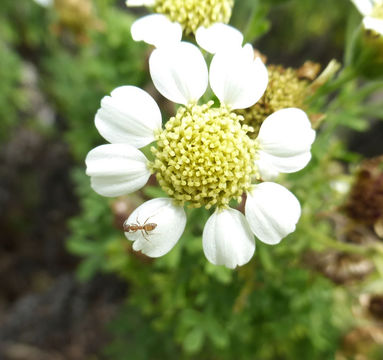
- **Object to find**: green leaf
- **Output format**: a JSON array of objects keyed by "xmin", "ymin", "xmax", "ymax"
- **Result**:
[
  {"xmin": 66, "ymin": 238, "xmax": 100, "ymax": 255},
  {"xmin": 231, "ymin": 0, "xmax": 270, "ymax": 42},
  {"xmin": 204, "ymin": 262, "xmax": 233, "ymax": 284},
  {"xmin": 205, "ymin": 318, "xmax": 230, "ymax": 349},
  {"xmin": 183, "ymin": 327, "xmax": 204, "ymax": 354},
  {"xmin": 76, "ymin": 256, "xmax": 103, "ymax": 281}
]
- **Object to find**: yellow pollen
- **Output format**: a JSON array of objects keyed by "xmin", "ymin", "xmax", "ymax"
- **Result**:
[
  {"xmin": 153, "ymin": 0, "xmax": 234, "ymax": 35},
  {"xmin": 149, "ymin": 102, "xmax": 259, "ymax": 209}
]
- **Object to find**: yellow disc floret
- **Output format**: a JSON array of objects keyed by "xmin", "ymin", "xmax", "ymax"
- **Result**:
[
  {"xmin": 153, "ymin": 0, "xmax": 234, "ymax": 35},
  {"xmin": 150, "ymin": 102, "xmax": 258, "ymax": 209}
]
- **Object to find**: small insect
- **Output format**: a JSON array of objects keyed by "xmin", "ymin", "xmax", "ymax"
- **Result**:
[{"xmin": 123, "ymin": 215, "xmax": 157, "ymax": 241}]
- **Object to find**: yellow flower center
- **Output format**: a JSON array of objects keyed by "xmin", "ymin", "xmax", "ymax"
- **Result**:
[
  {"xmin": 150, "ymin": 102, "xmax": 258, "ymax": 209},
  {"xmin": 153, "ymin": 0, "xmax": 234, "ymax": 34}
]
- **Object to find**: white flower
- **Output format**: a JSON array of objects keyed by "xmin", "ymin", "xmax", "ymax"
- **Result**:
[
  {"xmin": 351, "ymin": 0, "xmax": 383, "ymax": 35},
  {"xmin": 86, "ymin": 42, "xmax": 314, "ymax": 268}
]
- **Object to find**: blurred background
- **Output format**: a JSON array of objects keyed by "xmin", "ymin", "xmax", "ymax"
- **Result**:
[{"xmin": 1, "ymin": 0, "xmax": 383, "ymax": 359}]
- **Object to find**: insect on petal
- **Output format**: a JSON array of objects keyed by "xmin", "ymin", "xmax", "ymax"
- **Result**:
[{"xmin": 124, "ymin": 198, "xmax": 187, "ymax": 258}]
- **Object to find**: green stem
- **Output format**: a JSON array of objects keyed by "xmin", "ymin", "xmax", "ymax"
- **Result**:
[{"xmin": 307, "ymin": 227, "xmax": 383, "ymax": 257}]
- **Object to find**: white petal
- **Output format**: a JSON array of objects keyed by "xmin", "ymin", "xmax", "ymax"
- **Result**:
[
  {"xmin": 256, "ymin": 108, "xmax": 315, "ymax": 174},
  {"xmin": 351, "ymin": 0, "xmax": 373, "ymax": 16},
  {"xmin": 209, "ymin": 49, "xmax": 268, "ymax": 110},
  {"xmin": 202, "ymin": 208, "xmax": 255, "ymax": 269},
  {"xmin": 126, "ymin": 0, "xmax": 155, "ymax": 6},
  {"xmin": 131, "ymin": 14, "xmax": 182, "ymax": 48},
  {"xmin": 195, "ymin": 23, "xmax": 244, "ymax": 54},
  {"xmin": 245, "ymin": 182, "xmax": 301, "ymax": 245},
  {"xmin": 363, "ymin": 16, "xmax": 383, "ymax": 35},
  {"xmin": 149, "ymin": 42, "xmax": 208, "ymax": 105},
  {"xmin": 125, "ymin": 198, "xmax": 186, "ymax": 257},
  {"xmin": 95, "ymin": 86, "xmax": 162, "ymax": 149},
  {"xmin": 85, "ymin": 144, "xmax": 150, "ymax": 197}
]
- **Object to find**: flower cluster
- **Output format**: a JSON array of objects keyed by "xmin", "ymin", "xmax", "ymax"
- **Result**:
[{"xmin": 85, "ymin": 4, "xmax": 316, "ymax": 268}]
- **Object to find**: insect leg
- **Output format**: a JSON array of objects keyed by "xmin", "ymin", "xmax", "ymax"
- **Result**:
[
  {"xmin": 141, "ymin": 229, "xmax": 150, "ymax": 242},
  {"xmin": 143, "ymin": 214, "xmax": 156, "ymax": 225}
]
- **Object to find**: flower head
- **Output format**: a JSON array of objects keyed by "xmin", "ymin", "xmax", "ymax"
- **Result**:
[
  {"xmin": 151, "ymin": 102, "xmax": 258, "ymax": 209},
  {"xmin": 86, "ymin": 42, "xmax": 315, "ymax": 268}
]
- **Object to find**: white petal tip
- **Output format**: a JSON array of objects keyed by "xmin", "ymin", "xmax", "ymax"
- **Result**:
[
  {"xmin": 131, "ymin": 14, "xmax": 182, "ymax": 48},
  {"xmin": 203, "ymin": 208, "xmax": 255, "ymax": 269}
]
